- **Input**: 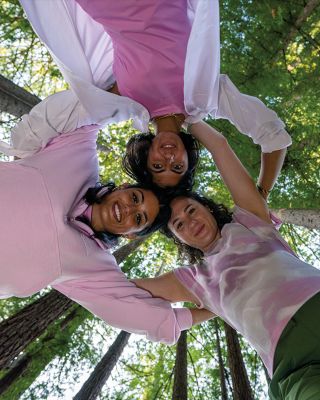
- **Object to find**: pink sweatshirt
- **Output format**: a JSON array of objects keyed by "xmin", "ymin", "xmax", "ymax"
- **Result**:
[
  {"xmin": 75, "ymin": 0, "xmax": 190, "ymax": 118},
  {"xmin": 0, "ymin": 126, "xmax": 191, "ymax": 344}
]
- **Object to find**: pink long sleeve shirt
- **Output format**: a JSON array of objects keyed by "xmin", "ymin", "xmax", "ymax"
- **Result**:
[{"xmin": 0, "ymin": 126, "xmax": 192, "ymax": 344}]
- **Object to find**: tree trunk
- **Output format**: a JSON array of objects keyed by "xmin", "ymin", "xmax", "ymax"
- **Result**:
[
  {"xmin": 271, "ymin": 209, "xmax": 320, "ymax": 230},
  {"xmin": 0, "ymin": 74, "xmax": 40, "ymax": 117},
  {"xmin": 0, "ymin": 238, "xmax": 145, "ymax": 371},
  {"xmin": 172, "ymin": 330, "xmax": 188, "ymax": 400},
  {"xmin": 113, "ymin": 236, "xmax": 147, "ymax": 271},
  {"xmin": 223, "ymin": 323, "xmax": 253, "ymax": 400},
  {"xmin": 0, "ymin": 290, "xmax": 73, "ymax": 370},
  {"xmin": 282, "ymin": 0, "xmax": 320, "ymax": 51},
  {"xmin": 0, "ymin": 307, "xmax": 85, "ymax": 398},
  {"xmin": 214, "ymin": 320, "xmax": 228, "ymax": 400},
  {"xmin": 73, "ymin": 330, "xmax": 130, "ymax": 400}
]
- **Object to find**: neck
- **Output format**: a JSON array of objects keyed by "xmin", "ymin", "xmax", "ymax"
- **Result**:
[
  {"xmin": 201, "ymin": 230, "xmax": 222, "ymax": 254},
  {"xmin": 153, "ymin": 114, "xmax": 185, "ymax": 134}
]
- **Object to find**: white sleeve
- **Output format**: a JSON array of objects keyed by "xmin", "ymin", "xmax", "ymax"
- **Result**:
[
  {"xmin": 0, "ymin": 90, "xmax": 93, "ymax": 158},
  {"xmin": 214, "ymin": 75, "xmax": 292, "ymax": 153}
]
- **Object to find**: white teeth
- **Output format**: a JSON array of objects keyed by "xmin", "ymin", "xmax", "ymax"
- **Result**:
[
  {"xmin": 162, "ymin": 144, "xmax": 175, "ymax": 148},
  {"xmin": 115, "ymin": 204, "xmax": 121, "ymax": 222}
]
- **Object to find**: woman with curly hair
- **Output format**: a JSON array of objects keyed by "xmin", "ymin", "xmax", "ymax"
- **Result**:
[
  {"xmin": 134, "ymin": 121, "xmax": 320, "ymax": 399},
  {"xmin": 20, "ymin": 0, "xmax": 291, "ymax": 190}
]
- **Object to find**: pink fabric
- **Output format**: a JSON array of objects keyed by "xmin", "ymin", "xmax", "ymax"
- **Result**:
[
  {"xmin": 174, "ymin": 207, "xmax": 320, "ymax": 376},
  {"xmin": 75, "ymin": 0, "xmax": 191, "ymax": 118},
  {"xmin": 0, "ymin": 128, "xmax": 192, "ymax": 344}
]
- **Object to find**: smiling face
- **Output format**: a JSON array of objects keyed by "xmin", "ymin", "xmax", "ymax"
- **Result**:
[
  {"xmin": 147, "ymin": 131, "xmax": 188, "ymax": 187},
  {"xmin": 92, "ymin": 188, "xmax": 160, "ymax": 237},
  {"xmin": 168, "ymin": 197, "xmax": 220, "ymax": 252}
]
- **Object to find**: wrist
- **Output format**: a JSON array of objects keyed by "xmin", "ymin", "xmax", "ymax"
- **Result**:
[{"xmin": 256, "ymin": 184, "xmax": 271, "ymax": 199}]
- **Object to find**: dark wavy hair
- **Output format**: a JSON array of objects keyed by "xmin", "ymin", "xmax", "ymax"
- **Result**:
[
  {"xmin": 161, "ymin": 192, "xmax": 233, "ymax": 264},
  {"xmin": 122, "ymin": 131, "xmax": 200, "ymax": 192},
  {"xmin": 82, "ymin": 182, "xmax": 171, "ymax": 248}
]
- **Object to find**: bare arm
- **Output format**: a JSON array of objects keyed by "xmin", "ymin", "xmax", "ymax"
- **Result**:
[
  {"xmin": 189, "ymin": 121, "xmax": 271, "ymax": 223},
  {"xmin": 132, "ymin": 272, "xmax": 216, "ymax": 325},
  {"xmin": 258, "ymin": 149, "xmax": 287, "ymax": 199}
]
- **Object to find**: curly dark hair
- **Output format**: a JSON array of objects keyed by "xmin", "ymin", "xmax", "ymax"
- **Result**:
[
  {"xmin": 81, "ymin": 182, "xmax": 171, "ymax": 248},
  {"xmin": 122, "ymin": 131, "xmax": 200, "ymax": 193},
  {"xmin": 161, "ymin": 192, "xmax": 233, "ymax": 264}
]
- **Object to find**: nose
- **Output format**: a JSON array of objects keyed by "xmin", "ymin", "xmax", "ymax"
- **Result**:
[
  {"xmin": 163, "ymin": 152, "xmax": 175, "ymax": 162},
  {"xmin": 123, "ymin": 203, "xmax": 138, "ymax": 216}
]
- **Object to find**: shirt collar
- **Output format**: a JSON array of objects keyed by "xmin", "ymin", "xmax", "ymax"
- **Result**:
[{"xmin": 67, "ymin": 199, "xmax": 109, "ymax": 251}]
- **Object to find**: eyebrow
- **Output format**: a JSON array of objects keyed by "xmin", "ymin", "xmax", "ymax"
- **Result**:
[
  {"xmin": 137, "ymin": 190, "xmax": 148, "ymax": 224},
  {"xmin": 172, "ymin": 204, "xmax": 192, "ymax": 226},
  {"xmin": 152, "ymin": 169, "xmax": 184, "ymax": 175}
]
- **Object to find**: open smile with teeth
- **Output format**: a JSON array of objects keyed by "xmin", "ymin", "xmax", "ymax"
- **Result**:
[
  {"xmin": 114, "ymin": 202, "xmax": 121, "ymax": 222},
  {"xmin": 161, "ymin": 144, "xmax": 176, "ymax": 149}
]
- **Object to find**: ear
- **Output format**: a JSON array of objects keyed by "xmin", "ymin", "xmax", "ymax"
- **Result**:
[{"xmin": 123, "ymin": 233, "xmax": 137, "ymax": 240}]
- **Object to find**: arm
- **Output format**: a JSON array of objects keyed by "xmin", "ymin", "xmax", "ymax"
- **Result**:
[
  {"xmin": 53, "ymin": 266, "xmax": 210, "ymax": 345},
  {"xmin": 132, "ymin": 272, "xmax": 216, "ymax": 325},
  {"xmin": 189, "ymin": 121, "xmax": 271, "ymax": 222},
  {"xmin": 257, "ymin": 149, "xmax": 287, "ymax": 199},
  {"xmin": 0, "ymin": 90, "xmax": 92, "ymax": 159},
  {"xmin": 215, "ymin": 75, "xmax": 290, "ymax": 196}
]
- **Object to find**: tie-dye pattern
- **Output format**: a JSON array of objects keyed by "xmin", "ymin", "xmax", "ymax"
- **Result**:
[{"xmin": 174, "ymin": 206, "xmax": 320, "ymax": 376}]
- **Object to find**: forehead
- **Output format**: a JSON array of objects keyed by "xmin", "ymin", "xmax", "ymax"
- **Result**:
[{"xmin": 170, "ymin": 197, "xmax": 198, "ymax": 215}]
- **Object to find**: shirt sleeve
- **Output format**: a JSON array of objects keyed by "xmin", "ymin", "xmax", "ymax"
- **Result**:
[
  {"xmin": 0, "ymin": 90, "xmax": 93, "ymax": 158},
  {"xmin": 232, "ymin": 206, "xmax": 281, "ymax": 231},
  {"xmin": 214, "ymin": 75, "xmax": 292, "ymax": 153},
  {"xmin": 53, "ymin": 269, "xmax": 192, "ymax": 345}
]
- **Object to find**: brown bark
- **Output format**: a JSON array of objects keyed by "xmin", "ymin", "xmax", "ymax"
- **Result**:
[
  {"xmin": 0, "ymin": 237, "xmax": 144, "ymax": 371},
  {"xmin": 0, "ymin": 74, "xmax": 40, "ymax": 117},
  {"xmin": 73, "ymin": 331, "xmax": 130, "ymax": 400},
  {"xmin": 172, "ymin": 330, "xmax": 188, "ymax": 400},
  {"xmin": 223, "ymin": 322, "xmax": 253, "ymax": 400},
  {"xmin": 271, "ymin": 208, "xmax": 320, "ymax": 230},
  {"xmin": 283, "ymin": 0, "xmax": 320, "ymax": 51},
  {"xmin": 214, "ymin": 320, "xmax": 228, "ymax": 400},
  {"xmin": 0, "ymin": 290, "xmax": 73, "ymax": 370}
]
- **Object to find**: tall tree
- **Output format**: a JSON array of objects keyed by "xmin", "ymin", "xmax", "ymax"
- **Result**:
[
  {"xmin": 214, "ymin": 320, "xmax": 228, "ymax": 400},
  {"xmin": 0, "ymin": 307, "xmax": 87, "ymax": 399},
  {"xmin": 0, "ymin": 290, "xmax": 73, "ymax": 370},
  {"xmin": 172, "ymin": 330, "xmax": 188, "ymax": 400},
  {"xmin": 272, "ymin": 209, "xmax": 320, "ymax": 229},
  {"xmin": 223, "ymin": 322, "xmax": 253, "ymax": 400},
  {"xmin": 0, "ymin": 238, "xmax": 145, "ymax": 371},
  {"xmin": 73, "ymin": 330, "xmax": 130, "ymax": 400},
  {"xmin": 0, "ymin": 73, "xmax": 40, "ymax": 117}
]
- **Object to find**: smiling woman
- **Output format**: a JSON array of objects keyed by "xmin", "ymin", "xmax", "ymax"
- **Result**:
[{"xmin": 90, "ymin": 186, "xmax": 161, "ymax": 238}]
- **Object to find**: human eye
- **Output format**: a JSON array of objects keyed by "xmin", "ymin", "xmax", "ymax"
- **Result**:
[
  {"xmin": 172, "ymin": 163, "xmax": 183, "ymax": 171},
  {"xmin": 176, "ymin": 221, "xmax": 183, "ymax": 230},
  {"xmin": 153, "ymin": 163, "xmax": 163, "ymax": 170},
  {"xmin": 136, "ymin": 213, "xmax": 142, "ymax": 226},
  {"xmin": 132, "ymin": 192, "xmax": 139, "ymax": 204},
  {"xmin": 189, "ymin": 207, "xmax": 195, "ymax": 215}
]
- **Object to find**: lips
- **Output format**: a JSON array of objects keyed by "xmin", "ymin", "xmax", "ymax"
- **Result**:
[
  {"xmin": 194, "ymin": 223, "xmax": 205, "ymax": 237},
  {"xmin": 113, "ymin": 202, "xmax": 121, "ymax": 222}
]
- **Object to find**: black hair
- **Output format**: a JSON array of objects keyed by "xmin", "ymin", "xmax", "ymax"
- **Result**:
[
  {"xmin": 122, "ymin": 131, "xmax": 200, "ymax": 192},
  {"xmin": 161, "ymin": 192, "xmax": 233, "ymax": 264},
  {"xmin": 82, "ymin": 182, "xmax": 171, "ymax": 248}
]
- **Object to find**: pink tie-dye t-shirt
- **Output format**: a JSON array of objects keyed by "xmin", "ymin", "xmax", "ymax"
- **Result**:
[{"xmin": 174, "ymin": 206, "xmax": 320, "ymax": 376}]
